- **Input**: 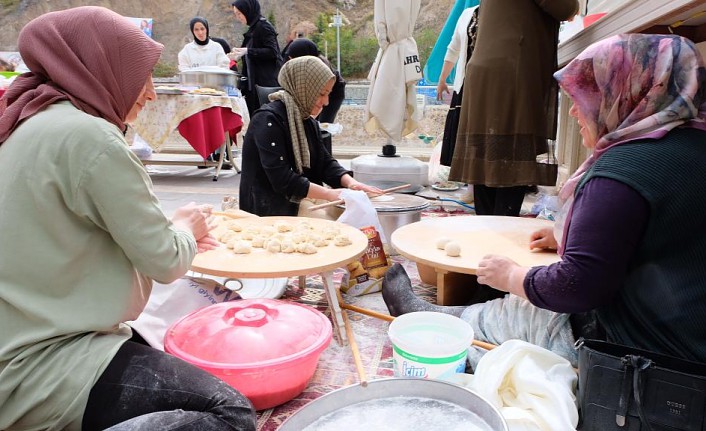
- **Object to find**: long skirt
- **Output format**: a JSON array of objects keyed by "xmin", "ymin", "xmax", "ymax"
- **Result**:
[{"xmin": 440, "ymin": 89, "xmax": 464, "ymax": 166}]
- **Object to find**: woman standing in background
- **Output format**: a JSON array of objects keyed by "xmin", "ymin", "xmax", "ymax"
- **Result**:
[
  {"xmin": 178, "ymin": 17, "xmax": 231, "ymax": 71},
  {"xmin": 450, "ymin": 0, "xmax": 578, "ymax": 216},
  {"xmin": 231, "ymin": 0, "xmax": 283, "ymax": 116}
]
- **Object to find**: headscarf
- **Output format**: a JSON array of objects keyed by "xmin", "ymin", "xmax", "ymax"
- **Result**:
[
  {"xmin": 555, "ymin": 33, "xmax": 706, "ymax": 200},
  {"xmin": 553, "ymin": 33, "xmax": 706, "ymax": 252},
  {"xmin": 0, "ymin": 6, "xmax": 163, "ymax": 145},
  {"xmin": 286, "ymin": 38, "xmax": 320, "ymax": 59},
  {"xmin": 232, "ymin": 0, "xmax": 262, "ymax": 26},
  {"xmin": 269, "ymin": 56, "xmax": 334, "ymax": 173},
  {"xmin": 190, "ymin": 17, "xmax": 210, "ymax": 46}
]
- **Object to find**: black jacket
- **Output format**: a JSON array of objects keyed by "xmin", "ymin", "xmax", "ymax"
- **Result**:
[
  {"xmin": 239, "ymin": 100, "xmax": 351, "ymax": 216},
  {"xmin": 240, "ymin": 17, "xmax": 282, "ymax": 92}
]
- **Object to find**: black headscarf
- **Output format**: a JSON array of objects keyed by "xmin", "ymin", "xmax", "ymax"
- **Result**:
[
  {"xmin": 285, "ymin": 38, "xmax": 319, "ymax": 59},
  {"xmin": 232, "ymin": 0, "xmax": 261, "ymax": 26},
  {"xmin": 189, "ymin": 17, "xmax": 209, "ymax": 46},
  {"xmin": 211, "ymin": 37, "xmax": 231, "ymax": 54}
]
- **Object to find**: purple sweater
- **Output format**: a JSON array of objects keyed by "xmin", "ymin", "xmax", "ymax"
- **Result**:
[{"xmin": 524, "ymin": 177, "xmax": 649, "ymax": 313}]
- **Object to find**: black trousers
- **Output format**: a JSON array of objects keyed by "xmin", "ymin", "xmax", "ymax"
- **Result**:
[
  {"xmin": 473, "ymin": 184, "xmax": 528, "ymax": 216},
  {"xmin": 82, "ymin": 334, "xmax": 256, "ymax": 431}
]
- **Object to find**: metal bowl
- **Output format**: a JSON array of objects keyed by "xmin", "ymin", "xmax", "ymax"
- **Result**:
[
  {"xmin": 279, "ymin": 378, "xmax": 508, "ymax": 430},
  {"xmin": 179, "ymin": 67, "xmax": 237, "ymax": 92}
]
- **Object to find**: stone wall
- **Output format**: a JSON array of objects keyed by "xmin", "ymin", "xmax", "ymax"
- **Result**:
[{"xmin": 331, "ymin": 104, "xmax": 448, "ymax": 162}]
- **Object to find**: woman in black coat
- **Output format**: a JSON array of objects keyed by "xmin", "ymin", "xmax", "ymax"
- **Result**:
[
  {"xmin": 231, "ymin": 0, "xmax": 283, "ymax": 116},
  {"xmin": 239, "ymin": 56, "xmax": 381, "ymax": 218}
]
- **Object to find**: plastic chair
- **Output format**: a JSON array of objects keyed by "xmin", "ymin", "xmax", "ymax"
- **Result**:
[{"xmin": 255, "ymin": 85, "xmax": 283, "ymax": 108}]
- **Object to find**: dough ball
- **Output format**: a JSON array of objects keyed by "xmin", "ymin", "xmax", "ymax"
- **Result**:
[
  {"xmin": 334, "ymin": 234, "xmax": 352, "ymax": 247},
  {"xmin": 445, "ymin": 241, "xmax": 461, "ymax": 257},
  {"xmin": 291, "ymin": 231, "xmax": 308, "ymax": 244},
  {"xmin": 226, "ymin": 221, "xmax": 243, "ymax": 232},
  {"xmin": 295, "ymin": 221, "xmax": 313, "ymax": 231},
  {"xmin": 251, "ymin": 235, "xmax": 266, "ymax": 248},
  {"xmin": 260, "ymin": 226, "xmax": 276, "ymax": 237},
  {"xmin": 312, "ymin": 235, "xmax": 329, "ymax": 247},
  {"xmin": 296, "ymin": 242, "xmax": 318, "ymax": 254},
  {"xmin": 232, "ymin": 240, "xmax": 252, "ymax": 254},
  {"xmin": 436, "ymin": 236, "xmax": 452, "ymax": 250},
  {"xmin": 323, "ymin": 227, "xmax": 340, "ymax": 240},
  {"xmin": 266, "ymin": 239, "xmax": 282, "ymax": 253},
  {"xmin": 219, "ymin": 230, "xmax": 238, "ymax": 243},
  {"xmin": 281, "ymin": 240, "xmax": 296, "ymax": 253},
  {"xmin": 274, "ymin": 221, "xmax": 293, "ymax": 233}
]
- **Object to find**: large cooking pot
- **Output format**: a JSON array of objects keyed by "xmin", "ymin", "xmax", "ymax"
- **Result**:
[
  {"xmin": 179, "ymin": 66, "xmax": 238, "ymax": 92},
  {"xmin": 339, "ymin": 194, "xmax": 429, "ymax": 253},
  {"xmin": 279, "ymin": 378, "xmax": 508, "ymax": 430}
]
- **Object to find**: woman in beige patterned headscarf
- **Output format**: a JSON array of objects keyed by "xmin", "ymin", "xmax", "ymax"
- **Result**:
[{"xmin": 239, "ymin": 55, "xmax": 382, "ymax": 218}]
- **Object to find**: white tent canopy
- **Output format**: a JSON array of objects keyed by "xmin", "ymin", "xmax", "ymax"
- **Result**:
[{"xmin": 364, "ymin": 0, "xmax": 422, "ymax": 142}]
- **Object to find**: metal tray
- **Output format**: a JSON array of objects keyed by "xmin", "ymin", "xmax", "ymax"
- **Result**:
[{"xmin": 279, "ymin": 378, "xmax": 508, "ymax": 430}]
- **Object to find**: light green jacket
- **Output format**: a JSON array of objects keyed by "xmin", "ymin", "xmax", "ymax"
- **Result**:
[{"xmin": 0, "ymin": 102, "xmax": 196, "ymax": 430}]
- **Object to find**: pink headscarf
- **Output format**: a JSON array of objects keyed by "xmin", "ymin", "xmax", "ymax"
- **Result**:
[
  {"xmin": 0, "ymin": 6, "xmax": 163, "ymax": 144},
  {"xmin": 555, "ymin": 34, "xmax": 706, "ymax": 201}
]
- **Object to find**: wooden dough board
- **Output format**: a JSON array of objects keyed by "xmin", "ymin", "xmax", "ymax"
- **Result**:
[
  {"xmin": 192, "ymin": 216, "xmax": 368, "ymax": 278},
  {"xmin": 391, "ymin": 215, "xmax": 561, "ymax": 274}
]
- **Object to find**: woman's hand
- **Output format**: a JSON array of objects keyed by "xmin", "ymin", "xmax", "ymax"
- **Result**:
[
  {"xmin": 349, "ymin": 181, "xmax": 384, "ymax": 196},
  {"xmin": 171, "ymin": 202, "xmax": 216, "ymax": 243},
  {"xmin": 196, "ymin": 234, "xmax": 220, "ymax": 253},
  {"xmin": 476, "ymin": 254, "xmax": 529, "ymax": 299},
  {"xmin": 229, "ymin": 48, "xmax": 247, "ymax": 61},
  {"xmin": 529, "ymin": 227, "xmax": 558, "ymax": 250},
  {"xmin": 436, "ymin": 81, "xmax": 450, "ymax": 101}
]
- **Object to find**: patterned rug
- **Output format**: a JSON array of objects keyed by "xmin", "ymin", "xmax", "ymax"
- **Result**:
[{"xmin": 254, "ymin": 256, "xmax": 437, "ymax": 430}]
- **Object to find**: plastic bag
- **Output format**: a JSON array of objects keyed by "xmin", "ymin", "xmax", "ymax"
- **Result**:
[
  {"xmin": 530, "ymin": 194, "xmax": 561, "ymax": 221},
  {"xmin": 336, "ymin": 190, "xmax": 392, "ymax": 296},
  {"xmin": 428, "ymin": 141, "xmax": 450, "ymax": 184},
  {"xmin": 129, "ymin": 133, "xmax": 153, "ymax": 159}
]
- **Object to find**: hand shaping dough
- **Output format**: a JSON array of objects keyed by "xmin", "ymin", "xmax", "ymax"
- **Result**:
[{"xmin": 445, "ymin": 241, "xmax": 461, "ymax": 257}]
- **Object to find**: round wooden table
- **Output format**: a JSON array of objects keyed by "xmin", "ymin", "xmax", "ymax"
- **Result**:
[
  {"xmin": 192, "ymin": 215, "xmax": 369, "ymax": 344},
  {"xmin": 391, "ymin": 215, "xmax": 561, "ymax": 305}
]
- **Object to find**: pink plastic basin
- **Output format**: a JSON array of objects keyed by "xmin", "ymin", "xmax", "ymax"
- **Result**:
[{"xmin": 164, "ymin": 299, "xmax": 332, "ymax": 410}]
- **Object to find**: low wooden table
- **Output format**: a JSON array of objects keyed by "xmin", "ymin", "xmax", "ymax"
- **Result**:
[
  {"xmin": 192, "ymin": 215, "xmax": 368, "ymax": 344},
  {"xmin": 391, "ymin": 215, "xmax": 561, "ymax": 305}
]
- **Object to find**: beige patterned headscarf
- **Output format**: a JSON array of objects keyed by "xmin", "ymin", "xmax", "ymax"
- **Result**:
[{"xmin": 269, "ymin": 56, "xmax": 334, "ymax": 173}]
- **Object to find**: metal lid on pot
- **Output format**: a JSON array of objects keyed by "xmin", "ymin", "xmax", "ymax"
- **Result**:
[
  {"xmin": 179, "ymin": 66, "xmax": 236, "ymax": 76},
  {"xmin": 367, "ymin": 193, "xmax": 430, "ymax": 213},
  {"xmin": 164, "ymin": 299, "xmax": 332, "ymax": 368}
]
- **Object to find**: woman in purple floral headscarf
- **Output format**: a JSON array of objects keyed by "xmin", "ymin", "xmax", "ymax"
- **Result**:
[{"xmin": 382, "ymin": 34, "xmax": 706, "ymax": 370}]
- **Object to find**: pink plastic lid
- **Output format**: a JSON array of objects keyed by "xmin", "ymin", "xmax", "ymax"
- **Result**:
[{"xmin": 164, "ymin": 299, "xmax": 332, "ymax": 368}]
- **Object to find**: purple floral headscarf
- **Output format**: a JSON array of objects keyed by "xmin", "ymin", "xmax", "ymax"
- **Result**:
[{"xmin": 555, "ymin": 33, "xmax": 706, "ymax": 201}]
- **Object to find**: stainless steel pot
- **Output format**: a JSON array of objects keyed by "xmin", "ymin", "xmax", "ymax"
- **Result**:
[
  {"xmin": 337, "ymin": 193, "xmax": 429, "ymax": 249},
  {"xmin": 179, "ymin": 67, "xmax": 237, "ymax": 92},
  {"xmin": 278, "ymin": 378, "xmax": 508, "ymax": 430}
]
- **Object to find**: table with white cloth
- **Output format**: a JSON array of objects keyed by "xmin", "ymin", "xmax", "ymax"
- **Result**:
[
  {"xmin": 191, "ymin": 215, "xmax": 369, "ymax": 345},
  {"xmin": 391, "ymin": 215, "xmax": 561, "ymax": 305},
  {"xmin": 131, "ymin": 93, "xmax": 249, "ymax": 179}
]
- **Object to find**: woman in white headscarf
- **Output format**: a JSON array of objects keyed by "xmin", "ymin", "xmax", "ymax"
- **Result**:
[{"xmin": 239, "ymin": 56, "xmax": 382, "ymax": 218}]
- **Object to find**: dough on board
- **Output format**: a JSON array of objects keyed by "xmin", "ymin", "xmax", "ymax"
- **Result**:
[
  {"xmin": 436, "ymin": 237, "xmax": 452, "ymax": 250},
  {"xmin": 445, "ymin": 241, "xmax": 461, "ymax": 257}
]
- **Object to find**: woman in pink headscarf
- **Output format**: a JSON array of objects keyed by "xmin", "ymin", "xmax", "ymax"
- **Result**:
[
  {"xmin": 382, "ymin": 33, "xmax": 706, "ymax": 369},
  {"xmin": 0, "ymin": 7, "xmax": 255, "ymax": 430}
]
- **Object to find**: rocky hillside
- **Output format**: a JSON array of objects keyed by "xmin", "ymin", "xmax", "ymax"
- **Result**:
[{"xmin": 0, "ymin": 0, "xmax": 454, "ymax": 73}]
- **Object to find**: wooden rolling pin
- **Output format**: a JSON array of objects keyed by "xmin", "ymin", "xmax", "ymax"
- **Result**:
[
  {"xmin": 307, "ymin": 183, "xmax": 412, "ymax": 211},
  {"xmin": 338, "ymin": 302, "xmax": 498, "ymax": 351}
]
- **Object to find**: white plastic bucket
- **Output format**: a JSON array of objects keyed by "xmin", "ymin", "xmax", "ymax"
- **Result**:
[{"xmin": 388, "ymin": 311, "xmax": 474, "ymax": 380}]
